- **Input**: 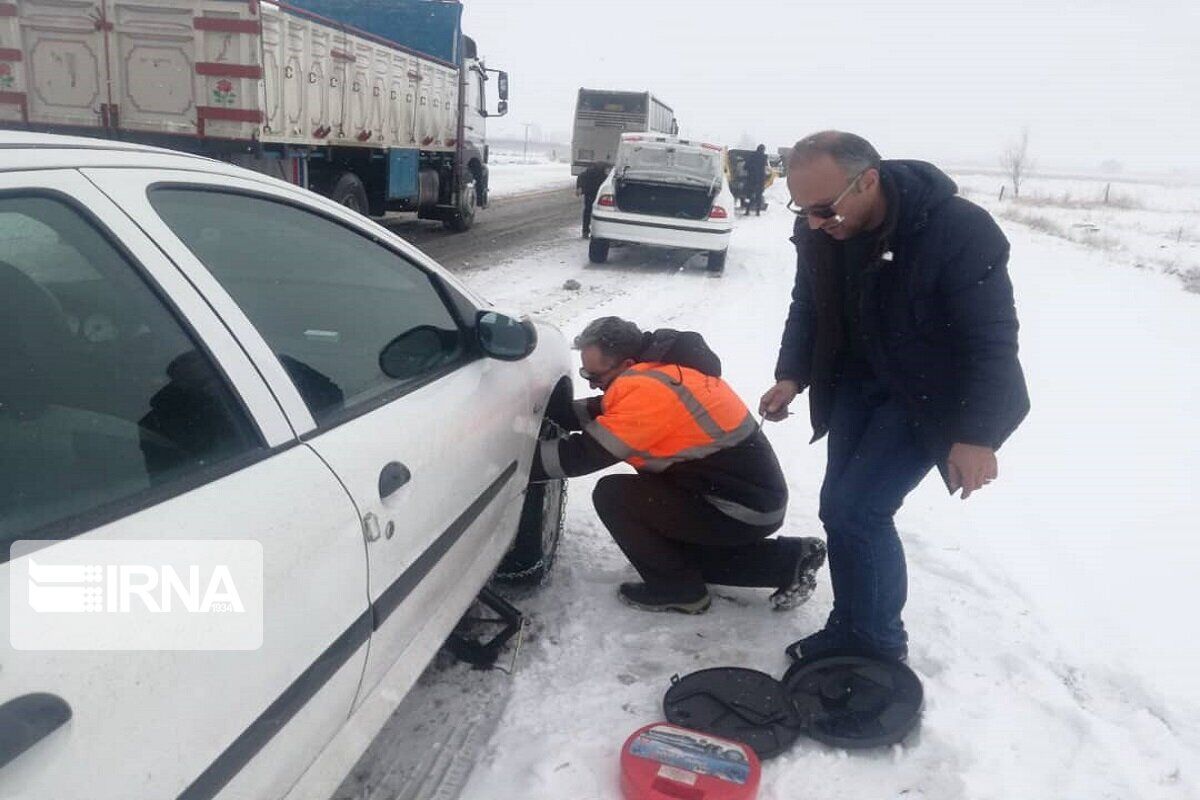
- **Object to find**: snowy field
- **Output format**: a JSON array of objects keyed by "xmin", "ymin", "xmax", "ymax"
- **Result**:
[
  {"xmin": 486, "ymin": 161, "xmax": 574, "ymax": 198},
  {"xmin": 952, "ymin": 171, "xmax": 1200, "ymax": 293},
  {"xmin": 441, "ymin": 175, "xmax": 1200, "ymax": 799}
]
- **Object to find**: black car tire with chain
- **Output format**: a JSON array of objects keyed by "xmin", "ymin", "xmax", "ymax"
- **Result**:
[{"xmin": 494, "ymin": 418, "xmax": 567, "ymax": 585}]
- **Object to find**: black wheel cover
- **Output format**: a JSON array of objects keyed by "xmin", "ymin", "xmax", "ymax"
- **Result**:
[
  {"xmin": 783, "ymin": 655, "xmax": 923, "ymax": 749},
  {"xmin": 663, "ymin": 668, "xmax": 801, "ymax": 759}
]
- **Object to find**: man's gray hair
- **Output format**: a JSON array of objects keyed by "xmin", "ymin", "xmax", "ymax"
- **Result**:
[
  {"xmin": 789, "ymin": 130, "xmax": 881, "ymax": 176},
  {"xmin": 573, "ymin": 316, "xmax": 643, "ymax": 361}
]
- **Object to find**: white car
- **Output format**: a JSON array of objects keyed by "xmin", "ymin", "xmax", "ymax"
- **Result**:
[
  {"xmin": 588, "ymin": 134, "xmax": 734, "ymax": 272},
  {"xmin": 0, "ymin": 132, "xmax": 572, "ymax": 799}
]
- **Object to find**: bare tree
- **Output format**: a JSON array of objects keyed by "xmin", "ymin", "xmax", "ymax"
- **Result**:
[{"xmin": 1000, "ymin": 128, "xmax": 1032, "ymax": 199}]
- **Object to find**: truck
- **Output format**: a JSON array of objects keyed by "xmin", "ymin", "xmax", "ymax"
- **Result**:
[
  {"xmin": 0, "ymin": 0, "xmax": 508, "ymax": 230},
  {"xmin": 571, "ymin": 88, "xmax": 677, "ymax": 176}
]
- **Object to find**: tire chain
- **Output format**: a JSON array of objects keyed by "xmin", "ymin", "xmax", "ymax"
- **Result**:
[{"xmin": 494, "ymin": 417, "xmax": 570, "ymax": 582}]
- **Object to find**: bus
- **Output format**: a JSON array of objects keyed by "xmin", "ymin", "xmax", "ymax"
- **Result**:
[{"xmin": 571, "ymin": 89, "xmax": 679, "ymax": 175}]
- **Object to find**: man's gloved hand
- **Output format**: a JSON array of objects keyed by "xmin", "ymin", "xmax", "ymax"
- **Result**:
[
  {"xmin": 947, "ymin": 442, "xmax": 998, "ymax": 499},
  {"xmin": 759, "ymin": 379, "xmax": 803, "ymax": 422}
]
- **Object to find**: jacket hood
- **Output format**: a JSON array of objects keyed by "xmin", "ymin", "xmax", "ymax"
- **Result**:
[
  {"xmin": 880, "ymin": 160, "xmax": 958, "ymax": 235},
  {"xmin": 637, "ymin": 328, "xmax": 722, "ymax": 377}
]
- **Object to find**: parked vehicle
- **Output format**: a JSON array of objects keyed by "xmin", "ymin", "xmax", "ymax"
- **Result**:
[
  {"xmin": 588, "ymin": 133, "xmax": 733, "ymax": 273},
  {"xmin": 0, "ymin": 132, "xmax": 572, "ymax": 800},
  {"xmin": 571, "ymin": 89, "xmax": 678, "ymax": 176},
  {"xmin": 0, "ymin": 0, "xmax": 507, "ymax": 230},
  {"xmin": 726, "ymin": 148, "xmax": 777, "ymax": 214}
]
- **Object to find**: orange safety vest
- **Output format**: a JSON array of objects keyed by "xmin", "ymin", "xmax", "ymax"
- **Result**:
[{"xmin": 584, "ymin": 362, "xmax": 759, "ymax": 471}]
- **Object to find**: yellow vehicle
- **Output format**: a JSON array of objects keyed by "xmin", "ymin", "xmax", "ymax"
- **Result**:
[{"xmin": 725, "ymin": 149, "xmax": 777, "ymax": 213}]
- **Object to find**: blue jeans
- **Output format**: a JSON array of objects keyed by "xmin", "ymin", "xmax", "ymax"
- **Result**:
[{"xmin": 819, "ymin": 376, "xmax": 935, "ymax": 654}]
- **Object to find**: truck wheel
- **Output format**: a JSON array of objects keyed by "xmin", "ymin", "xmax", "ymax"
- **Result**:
[
  {"xmin": 444, "ymin": 180, "xmax": 477, "ymax": 232},
  {"xmin": 494, "ymin": 420, "xmax": 567, "ymax": 586},
  {"xmin": 329, "ymin": 171, "xmax": 368, "ymax": 214},
  {"xmin": 706, "ymin": 249, "xmax": 727, "ymax": 273},
  {"xmin": 588, "ymin": 238, "xmax": 610, "ymax": 263}
]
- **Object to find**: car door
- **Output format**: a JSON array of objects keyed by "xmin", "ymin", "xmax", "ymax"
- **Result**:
[
  {"xmin": 83, "ymin": 167, "xmax": 539, "ymax": 705},
  {"xmin": 0, "ymin": 170, "xmax": 370, "ymax": 800}
]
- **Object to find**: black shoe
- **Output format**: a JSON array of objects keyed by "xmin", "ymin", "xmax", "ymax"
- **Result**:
[
  {"xmin": 769, "ymin": 537, "xmax": 827, "ymax": 611},
  {"xmin": 618, "ymin": 582, "xmax": 711, "ymax": 614},
  {"xmin": 791, "ymin": 626, "xmax": 908, "ymax": 663},
  {"xmin": 791, "ymin": 625, "xmax": 853, "ymax": 660}
]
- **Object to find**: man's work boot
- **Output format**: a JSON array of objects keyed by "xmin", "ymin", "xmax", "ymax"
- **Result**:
[
  {"xmin": 769, "ymin": 537, "xmax": 827, "ymax": 611},
  {"xmin": 618, "ymin": 582, "xmax": 711, "ymax": 614}
]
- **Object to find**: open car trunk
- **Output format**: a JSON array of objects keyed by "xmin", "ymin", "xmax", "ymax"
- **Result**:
[{"xmin": 613, "ymin": 180, "xmax": 716, "ymax": 221}]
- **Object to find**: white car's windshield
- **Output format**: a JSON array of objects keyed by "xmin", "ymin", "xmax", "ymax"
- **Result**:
[{"xmin": 617, "ymin": 143, "xmax": 720, "ymax": 187}]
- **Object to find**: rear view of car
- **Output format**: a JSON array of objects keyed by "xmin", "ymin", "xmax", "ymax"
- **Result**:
[{"xmin": 588, "ymin": 134, "xmax": 733, "ymax": 272}]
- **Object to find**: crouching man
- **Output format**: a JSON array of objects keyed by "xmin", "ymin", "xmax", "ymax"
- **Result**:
[{"xmin": 532, "ymin": 316, "xmax": 826, "ymax": 614}]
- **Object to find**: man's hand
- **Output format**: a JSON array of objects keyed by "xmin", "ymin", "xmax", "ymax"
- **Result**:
[
  {"xmin": 947, "ymin": 443, "xmax": 998, "ymax": 499},
  {"xmin": 759, "ymin": 380, "xmax": 802, "ymax": 422}
]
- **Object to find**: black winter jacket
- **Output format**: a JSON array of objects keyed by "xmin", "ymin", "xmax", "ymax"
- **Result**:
[
  {"xmin": 774, "ymin": 160, "xmax": 1030, "ymax": 481},
  {"xmin": 576, "ymin": 163, "xmax": 610, "ymax": 197}
]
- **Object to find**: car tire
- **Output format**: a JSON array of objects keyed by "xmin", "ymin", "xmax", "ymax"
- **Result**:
[
  {"xmin": 494, "ymin": 420, "xmax": 567, "ymax": 586},
  {"xmin": 329, "ymin": 171, "xmax": 368, "ymax": 214},
  {"xmin": 588, "ymin": 238, "xmax": 610, "ymax": 263},
  {"xmin": 706, "ymin": 249, "xmax": 727, "ymax": 273}
]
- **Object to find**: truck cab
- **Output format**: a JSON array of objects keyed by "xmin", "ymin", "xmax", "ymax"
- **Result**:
[{"xmin": 460, "ymin": 35, "xmax": 510, "ymax": 211}]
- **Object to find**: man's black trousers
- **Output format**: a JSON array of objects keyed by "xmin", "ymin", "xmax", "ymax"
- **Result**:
[{"xmin": 593, "ymin": 473, "xmax": 799, "ymax": 593}]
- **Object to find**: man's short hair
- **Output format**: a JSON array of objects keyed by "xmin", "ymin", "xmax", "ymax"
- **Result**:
[
  {"xmin": 574, "ymin": 316, "xmax": 643, "ymax": 362},
  {"xmin": 789, "ymin": 131, "xmax": 881, "ymax": 176}
]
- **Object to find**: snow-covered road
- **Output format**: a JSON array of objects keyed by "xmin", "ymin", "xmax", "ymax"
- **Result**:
[{"xmin": 441, "ymin": 179, "xmax": 1200, "ymax": 799}]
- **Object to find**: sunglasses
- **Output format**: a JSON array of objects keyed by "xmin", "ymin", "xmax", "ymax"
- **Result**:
[
  {"xmin": 787, "ymin": 170, "xmax": 866, "ymax": 219},
  {"xmin": 579, "ymin": 365, "xmax": 614, "ymax": 383}
]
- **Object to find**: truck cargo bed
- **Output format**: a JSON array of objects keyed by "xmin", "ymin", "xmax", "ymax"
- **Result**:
[{"xmin": 0, "ymin": 0, "xmax": 459, "ymax": 151}]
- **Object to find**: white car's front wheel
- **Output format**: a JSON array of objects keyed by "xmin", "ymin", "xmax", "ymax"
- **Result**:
[{"xmin": 495, "ymin": 419, "xmax": 568, "ymax": 585}]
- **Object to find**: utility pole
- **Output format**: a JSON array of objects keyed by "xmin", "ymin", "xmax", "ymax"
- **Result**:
[{"xmin": 522, "ymin": 122, "xmax": 533, "ymax": 162}]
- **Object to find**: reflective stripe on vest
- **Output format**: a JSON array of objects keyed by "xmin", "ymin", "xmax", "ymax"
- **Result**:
[{"xmin": 583, "ymin": 363, "xmax": 758, "ymax": 472}]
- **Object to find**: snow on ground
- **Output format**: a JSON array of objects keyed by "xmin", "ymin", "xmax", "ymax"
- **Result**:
[
  {"xmin": 487, "ymin": 161, "xmax": 574, "ymax": 199},
  {"xmin": 450, "ymin": 180, "xmax": 1200, "ymax": 799},
  {"xmin": 951, "ymin": 172, "xmax": 1200, "ymax": 292}
]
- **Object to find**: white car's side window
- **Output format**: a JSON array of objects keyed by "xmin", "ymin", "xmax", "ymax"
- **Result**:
[
  {"xmin": 148, "ymin": 188, "xmax": 470, "ymax": 427},
  {"xmin": 0, "ymin": 193, "xmax": 264, "ymax": 547}
]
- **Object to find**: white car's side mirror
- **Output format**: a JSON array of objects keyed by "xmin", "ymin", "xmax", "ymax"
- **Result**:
[{"xmin": 476, "ymin": 311, "xmax": 537, "ymax": 360}]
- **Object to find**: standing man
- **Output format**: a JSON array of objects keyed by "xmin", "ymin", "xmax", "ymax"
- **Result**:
[
  {"xmin": 576, "ymin": 161, "xmax": 610, "ymax": 238},
  {"xmin": 745, "ymin": 144, "xmax": 769, "ymax": 215},
  {"xmin": 759, "ymin": 131, "xmax": 1030, "ymax": 662},
  {"xmin": 535, "ymin": 317, "xmax": 827, "ymax": 614}
]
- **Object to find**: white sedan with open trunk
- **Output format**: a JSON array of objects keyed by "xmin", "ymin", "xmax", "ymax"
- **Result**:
[{"xmin": 588, "ymin": 134, "xmax": 734, "ymax": 272}]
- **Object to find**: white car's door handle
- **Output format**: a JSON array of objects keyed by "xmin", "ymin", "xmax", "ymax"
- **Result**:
[{"xmin": 378, "ymin": 461, "xmax": 412, "ymax": 500}]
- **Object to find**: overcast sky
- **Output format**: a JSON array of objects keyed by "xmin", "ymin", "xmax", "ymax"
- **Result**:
[{"xmin": 462, "ymin": 0, "xmax": 1200, "ymax": 176}]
